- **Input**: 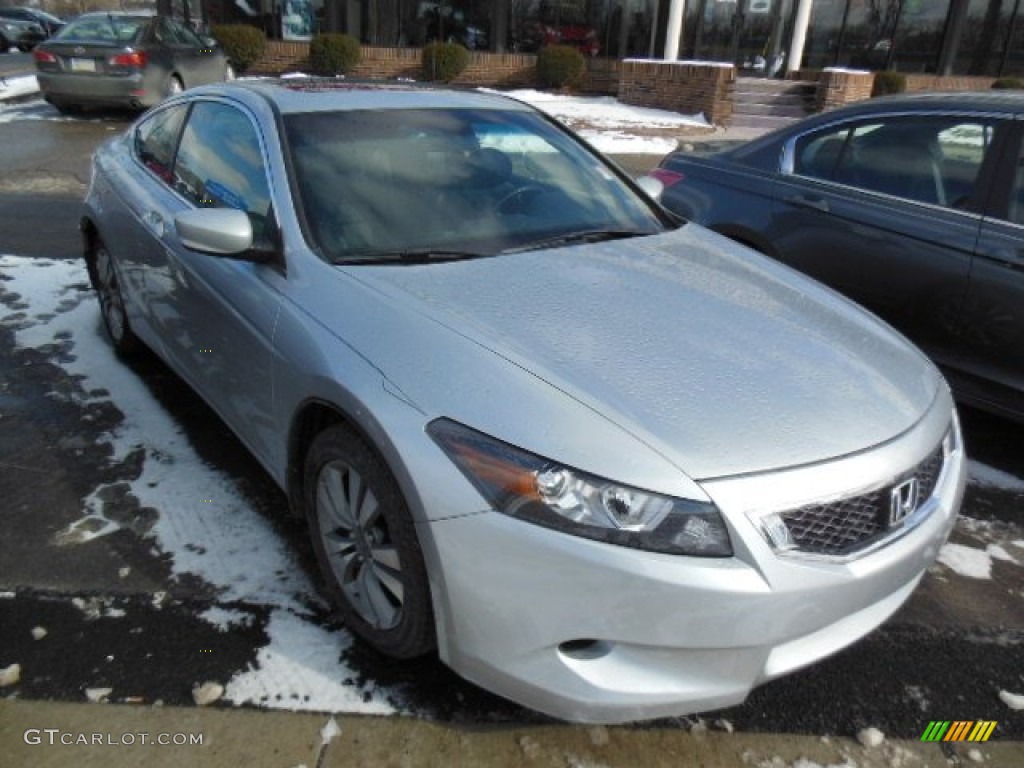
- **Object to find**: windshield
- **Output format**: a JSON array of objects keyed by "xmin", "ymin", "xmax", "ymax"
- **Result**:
[
  {"xmin": 284, "ymin": 107, "xmax": 666, "ymax": 263},
  {"xmin": 56, "ymin": 15, "xmax": 146, "ymax": 45}
]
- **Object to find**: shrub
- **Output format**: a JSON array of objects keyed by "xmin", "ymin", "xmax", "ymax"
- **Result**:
[
  {"xmin": 309, "ymin": 33, "xmax": 361, "ymax": 76},
  {"xmin": 991, "ymin": 77, "xmax": 1024, "ymax": 89},
  {"xmin": 210, "ymin": 24, "xmax": 266, "ymax": 74},
  {"xmin": 421, "ymin": 41, "xmax": 470, "ymax": 82},
  {"xmin": 871, "ymin": 70, "xmax": 907, "ymax": 97},
  {"xmin": 537, "ymin": 45, "xmax": 586, "ymax": 90}
]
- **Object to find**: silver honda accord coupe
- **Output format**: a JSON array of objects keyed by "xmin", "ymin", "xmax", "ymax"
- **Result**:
[{"xmin": 81, "ymin": 80, "xmax": 966, "ymax": 723}]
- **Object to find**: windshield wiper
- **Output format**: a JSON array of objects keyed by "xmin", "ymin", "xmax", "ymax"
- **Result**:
[
  {"xmin": 502, "ymin": 228, "xmax": 651, "ymax": 254},
  {"xmin": 333, "ymin": 248, "xmax": 492, "ymax": 265}
]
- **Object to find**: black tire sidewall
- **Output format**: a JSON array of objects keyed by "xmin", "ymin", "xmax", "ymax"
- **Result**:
[
  {"xmin": 92, "ymin": 240, "xmax": 140, "ymax": 356},
  {"xmin": 303, "ymin": 425, "xmax": 435, "ymax": 659}
]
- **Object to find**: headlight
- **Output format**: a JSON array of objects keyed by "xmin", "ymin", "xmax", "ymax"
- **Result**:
[{"xmin": 428, "ymin": 419, "xmax": 732, "ymax": 557}]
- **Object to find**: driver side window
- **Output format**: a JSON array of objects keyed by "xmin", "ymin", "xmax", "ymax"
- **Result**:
[{"xmin": 172, "ymin": 102, "xmax": 274, "ymax": 245}]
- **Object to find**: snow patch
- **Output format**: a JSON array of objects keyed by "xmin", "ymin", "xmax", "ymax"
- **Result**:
[
  {"xmin": 0, "ymin": 74, "xmax": 39, "ymax": 102},
  {"xmin": 969, "ymin": 460, "xmax": 1024, "ymax": 491},
  {"xmin": 200, "ymin": 606, "xmax": 256, "ymax": 632},
  {"xmin": 999, "ymin": 689, "xmax": 1024, "ymax": 710},
  {"xmin": 0, "ymin": 256, "xmax": 395, "ymax": 715},
  {"xmin": 937, "ymin": 543, "xmax": 992, "ymax": 580},
  {"xmin": 224, "ymin": 609, "xmax": 394, "ymax": 714}
]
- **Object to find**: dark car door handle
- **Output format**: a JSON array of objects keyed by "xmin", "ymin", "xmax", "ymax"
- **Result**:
[
  {"xmin": 979, "ymin": 247, "xmax": 1024, "ymax": 271},
  {"xmin": 785, "ymin": 194, "xmax": 830, "ymax": 213}
]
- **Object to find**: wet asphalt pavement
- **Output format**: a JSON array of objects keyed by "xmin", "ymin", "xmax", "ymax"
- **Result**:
[{"xmin": 0, "ymin": 99, "xmax": 1022, "ymax": 745}]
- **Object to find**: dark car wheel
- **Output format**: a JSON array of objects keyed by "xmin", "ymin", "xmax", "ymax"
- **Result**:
[
  {"xmin": 52, "ymin": 102, "xmax": 82, "ymax": 116},
  {"xmin": 304, "ymin": 425, "xmax": 435, "ymax": 659},
  {"xmin": 90, "ymin": 239, "xmax": 140, "ymax": 356}
]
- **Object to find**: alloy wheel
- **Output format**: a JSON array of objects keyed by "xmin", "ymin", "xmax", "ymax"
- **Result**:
[{"xmin": 316, "ymin": 460, "xmax": 404, "ymax": 630}]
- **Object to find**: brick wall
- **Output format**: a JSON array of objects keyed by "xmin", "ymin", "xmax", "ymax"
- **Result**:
[
  {"xmin": 816, "ymin": 70, "xmax": 874, "ymax": 111},
  {"xmin": 617, "ymin": 60, "xmax": 735, "ymax": 125},
  {"xmin": 251, "ymin": 41, "xmax": 619, "ymax": 94},
  {"xmin": 903, "ymin": 74, "xmax": 996, "ymax": 92},
  {"xmin": 816, "ymin": 70, "xmax": 1000, "ymax": 112}
]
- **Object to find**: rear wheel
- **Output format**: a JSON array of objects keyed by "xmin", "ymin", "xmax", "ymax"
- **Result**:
[
  {"xmin": 304, "ymin": 425, "xmax": 435, "ymax": 659},
  {"xmin": 52, "ymin": 102, "xmax": 82, "ymax": 116},
  {"xmin": 91, "ymin": 238, "xmax": 140, "ymax": 356}
]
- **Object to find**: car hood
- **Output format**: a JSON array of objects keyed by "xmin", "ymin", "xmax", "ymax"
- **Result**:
[{"xmin": 342, "ymin": 225, "xmax": 941, "ymax": 480}]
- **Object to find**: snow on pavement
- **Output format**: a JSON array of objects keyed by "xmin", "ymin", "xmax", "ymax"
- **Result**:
[
  {"xmin": 489, "ymin": 87, "xmax": 708, "ymax": 154},
  {"xmin": 0, "ymin": 74, "xmax": 38, "ymax": 102},
  {"xmin": 0, "ymin": 254, "xmax": 395, "ymax": 714}
]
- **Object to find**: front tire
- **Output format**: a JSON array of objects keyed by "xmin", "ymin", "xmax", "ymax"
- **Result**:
[
  {"xmin": 304, "ymin": 425, "xmax": 435, "ymax": 659},
  {"xmin": 90, "ymin": 238, "xmax": 140, "ymax": 356}
]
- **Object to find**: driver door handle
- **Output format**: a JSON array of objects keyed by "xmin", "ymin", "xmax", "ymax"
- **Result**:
[{"xmin": 785, "ymin": 194, "xmax": 830, "ymax": 213}]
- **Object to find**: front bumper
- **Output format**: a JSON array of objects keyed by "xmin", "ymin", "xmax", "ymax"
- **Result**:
[{"xmin": 420, "ymin": 398, "xmax": 965, "ymax": 723}]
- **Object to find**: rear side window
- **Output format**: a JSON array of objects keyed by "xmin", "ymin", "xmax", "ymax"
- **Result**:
[
  {"xmin": 135, "ymin": 104, "xmax": 187, "ymax": 184},
  {"xmin": 793, "ymin": 116, "xmax": 998, "ymax": 209}
]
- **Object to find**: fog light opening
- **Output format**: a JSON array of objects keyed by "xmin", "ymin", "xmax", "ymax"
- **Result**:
[{"xmin": 558, "ymin": 639, "xmax": 612, "ymax": 661}]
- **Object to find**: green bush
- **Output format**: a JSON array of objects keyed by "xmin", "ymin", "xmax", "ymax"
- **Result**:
[
  {"xmin": 421, "ymin": 41, "xmax": 470, "ymax": 82},
  {"xmin": 991, "ymin": 77, "xmax": 1024, "ymax": 89},
  {"xmin": 210, "ymin": 24, "xmax": 266, "ymax": 74},
  {"xmin": 871, "ymin": 70, "xmax": 907, "ymax": 97},
  {"xmin": 537, "ymin": 45, "xmax": 586, "ymax": 90},
  {"xmin": 309, "ymin": 33, "xmax": 361, "ymax": 76}
]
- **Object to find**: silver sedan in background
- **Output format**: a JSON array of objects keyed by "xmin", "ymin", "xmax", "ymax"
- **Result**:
[
  {"xmin": 81, "ymin": 81, "xmax": 966, "ymax": 723},
  {"xmin": 33, "ymin": 11, "xmax": 232, "ymax": 114}
]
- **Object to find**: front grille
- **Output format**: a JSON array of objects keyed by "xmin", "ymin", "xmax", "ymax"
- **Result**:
[{"xmin": 779, "ymin": 445, "xmax": 945, "ymax": 556}]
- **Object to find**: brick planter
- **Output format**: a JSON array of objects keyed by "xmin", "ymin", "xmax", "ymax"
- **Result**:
[{"xmin": 617, "ymin": 60, "xmax": 735, "ymax": 125}]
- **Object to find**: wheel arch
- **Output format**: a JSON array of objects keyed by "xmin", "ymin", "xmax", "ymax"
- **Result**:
[{"xmin": 285, "ymin": 396, "xmax": 420, "ymax": 522}]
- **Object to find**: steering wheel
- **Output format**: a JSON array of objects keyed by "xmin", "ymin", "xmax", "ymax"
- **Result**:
[{"xmin": 495, "ymin": 184, "xmax": 544, "ymax": 215}]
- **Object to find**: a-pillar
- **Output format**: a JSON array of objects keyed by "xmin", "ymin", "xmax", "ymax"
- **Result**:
[
  {"xmin": 663, "ymin": 0, "xmax": 685, "ymax": 61},
  {"xmin": 786, "ymin": 0, "xmax": 814, "ymax": 74}
]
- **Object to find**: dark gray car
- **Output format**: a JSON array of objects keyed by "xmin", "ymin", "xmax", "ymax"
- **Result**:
[
  {"xmin": 654, "ymin": 91, "xmax": 1024, "ymax": 423},
  {"xmin": 32, "ymin": 11, "xmax": 232, "ymax": 113},
  {"xmin": 0, "ymin": 15, "xmax": 44, "ymax": 51}
]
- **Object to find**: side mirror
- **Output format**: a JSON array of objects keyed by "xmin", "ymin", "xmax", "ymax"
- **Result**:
[
  {"xmin": 202, "ymin": 36, "xmax": 218, "ymax": 48},
  {"xmin": 636, "ymin": 175, "xmax": 664, "ymax": 202},
  {"xmin": 175, "ymin": 208, "xmax": 253, "ymax": 256}
]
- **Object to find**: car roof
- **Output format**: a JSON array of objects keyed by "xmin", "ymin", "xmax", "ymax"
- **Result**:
[
  {"xmin": 71, "ymin": 10, "xmax": 156, "ymax": 19},
  {"xmin": 836, "ymin": 90, "xmax": 1024, "ymax": 115},
  {"xmin": 194, "ymin": 79, "xmax": 537, "ymax": 115}
]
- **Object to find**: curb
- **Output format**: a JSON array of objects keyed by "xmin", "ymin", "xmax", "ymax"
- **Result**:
[{"xmin": 1, "ymin": 699, "xmax": 1021, "ymax": 768}]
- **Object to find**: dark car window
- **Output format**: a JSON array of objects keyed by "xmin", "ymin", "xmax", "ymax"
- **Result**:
[
  {"xmin": 57, "ymin": 15, "xmax": 146, "ymax": 45},
  {"xmin": 135, "ymin": 104, "xmax": 187, "ymax": 184},
  {"xmin": 167, "ymin": 18, "xmax": 203, "ymax": 46},
  {"xmin": 173, "ymin": 102, "xmax": 273, "ymax": 241},
  {"xmin": 794, "ymin": 117, "xmax": 997, "ymax": 209}
]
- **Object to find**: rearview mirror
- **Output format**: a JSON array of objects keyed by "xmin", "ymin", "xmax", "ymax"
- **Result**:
[
  {"xmin": 636, "ymin": 175, "xmax": 664, "ymax": 202},
  {"xmin": 175, "ymin": 209, "xmax": 253, "ymax": 256}
]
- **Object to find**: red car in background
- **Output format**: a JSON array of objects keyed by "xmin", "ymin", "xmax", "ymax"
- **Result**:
[{"xmin": 516, "ymin": 19, "xmax": 600, "ymax": 56}]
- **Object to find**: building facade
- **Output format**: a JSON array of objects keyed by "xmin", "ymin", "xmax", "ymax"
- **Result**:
[{"xmin": 199, "ymin": 0, "xmax": 1024, "ymax": 77}]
